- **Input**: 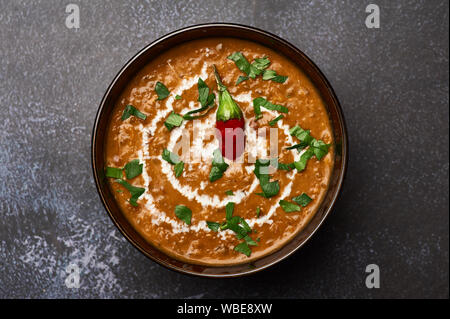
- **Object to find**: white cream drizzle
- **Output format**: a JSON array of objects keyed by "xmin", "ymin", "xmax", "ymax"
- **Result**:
[{"xmin": 132, "ymin": 62, "xmax": 300, "ymax": 238}]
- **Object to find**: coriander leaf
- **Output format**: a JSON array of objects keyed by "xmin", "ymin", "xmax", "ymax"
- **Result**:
[
  {"xmin": 277, "ymin": 162, "xmax": 295, "ymax": 170},
  {"xmin": 121, "ymin": 105, "xmax": 147, "ymax": 121},
  {"xmin": 225, "ymin": 190, "xmax": 234, "ymax": 196},
  {"xmin": 206, "ymin": 221, "xmax": 220, "ymax": 232},
  {"xmin": 239, "ymin": 218, "xmax": 252, "ymax": 233},
  {"xmin": 292, "ymin": 193, "xmax": 312, "ymax": 207},
  {"xmin": 209, "ymin": 149, "xmax": 229, "ymax": 182},
  {"xmin": 288, "ymin": 124, "xmax": 330, "ymax": 168},
  {"xmin": 262, "ymin": 69, "xmax": 288, "ymax": 83},
  {"xmin": 209, "ymin": 166, "xmax": 224, "ymax": 182},
  {"xmin": 260, "ymin": 180, "xmax": 280, "ymax": 198},
  {"xmin": 175, "ymin": 95, "xmax": 182, "ymax": 100},
  {"xmin": 174, "ymin": 205, "xmax": 192, "ymax": 225},
  {"xmin": 289, "ymin": 125, "xmax": 313, "ymax": 145},
  {"xmin": 253, "ymin": 158, "xmax": 280, "ymax": 198},
  {"xmin": 293, "ymin": 149, "xmax": 314, "ymax": 172},
  {"xmin": 256, "ymin": 207, "xmax": 261, "ymax": 218},
  {"xmin": 228, "ymin": 52, "xmax": 271, "ymax": 80},
  {"xmin": 212, "ymin": 149, "xmax": 229, "ymax": 171},
  {"xmin": 225, "ymin": 202, "xmax": 235, "ymax": 220},
  {"xmin": 253, "ymin": 97, "xmax": 288, "ymax": 116},
  {"xmin": 249, "ymin": 57, "xmax": 270, "ymax": 78},
  {"xmin": 234, "ymin": 242, "xmax": 251, "ymax": 257},
  {"xmin": 164, "ymin": 111, "xmax": 183, "ymax": 131},
  {"xmin": 253, "ymin": 158, "xmax": 271, "ymax": 180},
  {"xmin": 269, "ymin": 115, "xmax": 284, "ymax": 126},
  {"xmin": 182, "ymin": 79, "xmax": 215, "ymax": 120},
  {"xmin": 174, "ymin": 161, "xmax": 184, "ymax": 178},
  {"xmin": 162, "ymin": 149, "xmax": 180, "ymax": 165},
  {"xmin": 197, "ymin": 78, "xmax": 210, "ymax": 107},
  {"xmin": 279, "ymin": 200, "xmax": 301, "ymax": 213},
  {"xmin": 228, "ymin": 52, "xmax": 251, "ymax": 75},
  {"xmin": 221, "ymin": 216, "xmax": 248, "ymax": 239},
  {"xmin": 105, "ymin": 167, "xmax": 123, "ymax": 179},
  {"xmin": 252, "ymin": 57, "xmax": 270, "ymax": 71},
  {"xmin": 243, "ymin": 235, "xmax": 258, "ymax": 246},
  {"xmin": 310, "ymin": 139, "xmax": 330, "ymax": 160},
  {"xmin": 155, "ymin": 81, "xmax": 170, "ymax": 100},
  {"xmin": 115, "ymin": 179, "xmax": 145, "ymax": 206},
  {"xmin": 285, "ymin": 142, "xmax": 309, "ymax": 151},
  {"xmin": 124, "ymin": 159, "xmax": 143, "ymax": 179},
  {"xmin": 236, "ymin": 76, "xmax": 249, "ymax": 85}
]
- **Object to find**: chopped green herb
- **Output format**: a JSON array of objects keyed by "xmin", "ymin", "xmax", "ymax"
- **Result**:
[
  {"xmin": 277, "ymin": 162, "xmax": 295, "ymax": 170},
  {"xmin": 162, "ymin": 148, "xmax": 180, "ymax": 165},
  {"xmin": 294, "ymin": 148, "xmax": 314, "ymax": 172},
  {"xmin": 234, "ymin": 242, "xmax": 251, "ymax": 257},
  {"xmin": 162, "ymin": 149, "xmax": 185, "ymax": 177},
  {"xmin": 285, "ymin": 142, "xmax": 309, "ymax": 151},
  {"xmin": 253, "ymin": 159, "xmax": 280, "ymax": 198},
  {"xmin": 208, "ymin": 201, "xmax": 257, "ymax": 257},
  {"xmin": 121, "ymin": 105, "xmax": 147, "ymax": 121},
  {"xmin": 289, "ymin": 125, "xmax": 313, "ymax": 145},
  {"xmin": 123, "ymin": 159, "xmax": 143, "ymax": 179},
  {"xmin": 182, "ymin": 78, "xmax": 215, "ymax": 120},
  {"xmin": 225, "ymin": 190, "xmax": 234, "ymax": 196},
  {"xmin": 310, "ymin": 139, "xmax": 330, "ymax": 160},
  {"xmin": 289, "ymin": 125, "xmax": 331, "ymax": 171},
  {"xmin": 155, "ymin": 81, "xmax": 170, "ymax": 100},
  {"xmin": 206, "ymin": 221, "xmax": 220, "ymax": 232},
  {"xmin": 105, "ymin": 167, "xmax": 123, "ymax": 179},
  {"xmin": 251, "ymin": 57, "xmax": 270, "ymax": 72},
  {"xmin": 279, "ymin": 199, "xmax": 301, "ymax": 213},
  {"xmin": 236, "ymin": 76, "xmax": 249, "ymax": 85},
  {"xmin": 115, "ymin": 179, "xmax": 145, "ymax": 206},
  {"xmin": 115, "ymin": 189, "xmax": 123, "ymax": 193},
  {"xmin": 164, "ymin": 112, "xmax": 183, "ymax": 131},
  {"xmin": 228, "ymin": 52, "xmax": 270, "ymax": 79},
  {"xmin": 239, "ymin": 218, "xmax": 252, "ymax": 233},
  {"xmin": 225, "ymin": 202, "xmax": 235, "ymax": 220},
  {"xmin": 228, "ymin": 52, "xmax": 252, "ymax": 76},
  {"xmin": 253, "ymin": 97, "xmax": 288, "ymax": 120},
  {"xmin": 197, "ymin": 78, "xmax": 214, "ymax": 107},
  {"xmin": 292, "ymin": 193, "xmax": 312, "ymax": 207},
  {"xmin": 269, "ymin": 115, "xmax": 284, "ymax": 126},
  {"xmin": 175, "ymin": 95, "xmax": 182, "ymax": 100},
  {"xmin": 174, "ymin": 161, "xmax": 184, "ymax": 178},
  {"xmin": 209, "ymin": 167, "xmax": 223, "ymax": 183},
  {"xmin": 262, "ymin": 69, "xmax": 288, "ymax": 83},
  {"xmin": 174, "ymin": 205, "xmax": 192, "ymax": 225},
  {"xmin": 243, "ymin": 234, "xmax": 258, "ymax": 246},
  {"xmin": 209, "ymin": 149, "xmax": 229, "ymax": 182},
  {"xmin": 256, "ymin": 207, "xmax": 261, "ymax": 218},
  {"xmin": 249, "ymin": 56, "xmax": 270, "ymax": 78}
]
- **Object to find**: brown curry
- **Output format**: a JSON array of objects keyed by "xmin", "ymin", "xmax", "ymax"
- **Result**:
[{"xmin": 104, "ymin": 38, "xmax": 334, "ymax": 266}]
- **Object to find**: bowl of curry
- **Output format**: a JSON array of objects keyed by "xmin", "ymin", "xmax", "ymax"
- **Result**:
[{"xmin": 92, "ymin": 23, "xmax": 348, "ymax": 277}]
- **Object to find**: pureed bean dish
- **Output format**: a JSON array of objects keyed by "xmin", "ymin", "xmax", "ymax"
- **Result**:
[{"xmin": 104, "ymin": 38, "xmax": 334, "ymax": 266}]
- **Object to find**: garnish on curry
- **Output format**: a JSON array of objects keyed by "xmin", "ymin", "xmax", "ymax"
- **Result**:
[{"xmin": 104, "ymin": 38, "xmax": 334, "ymax": 266}]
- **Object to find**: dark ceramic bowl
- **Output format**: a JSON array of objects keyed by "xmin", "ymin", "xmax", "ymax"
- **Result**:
[{"xmin": 92, "ymin": 23, "xmax": 348, "ymax": 277}]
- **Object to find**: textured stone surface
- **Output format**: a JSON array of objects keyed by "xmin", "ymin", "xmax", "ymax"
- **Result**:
[{"xmin": 0, "ymin": 0, "xmax": 448, "ymax": 298}]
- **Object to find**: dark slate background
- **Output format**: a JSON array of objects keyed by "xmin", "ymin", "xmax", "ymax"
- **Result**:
[{"xmin": 0, "ymin": 0, "xmax": 448, "ymax": 299}]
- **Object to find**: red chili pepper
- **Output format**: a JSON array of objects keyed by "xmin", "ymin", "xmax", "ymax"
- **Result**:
[{"xmin": 213, "ymin": 65, "xmax": 246, "ymax": 160}]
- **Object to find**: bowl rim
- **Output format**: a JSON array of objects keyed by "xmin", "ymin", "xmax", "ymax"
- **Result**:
[{"xmin": 91, "ymin": 22, "xmax": 348, "ymax": 278}]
